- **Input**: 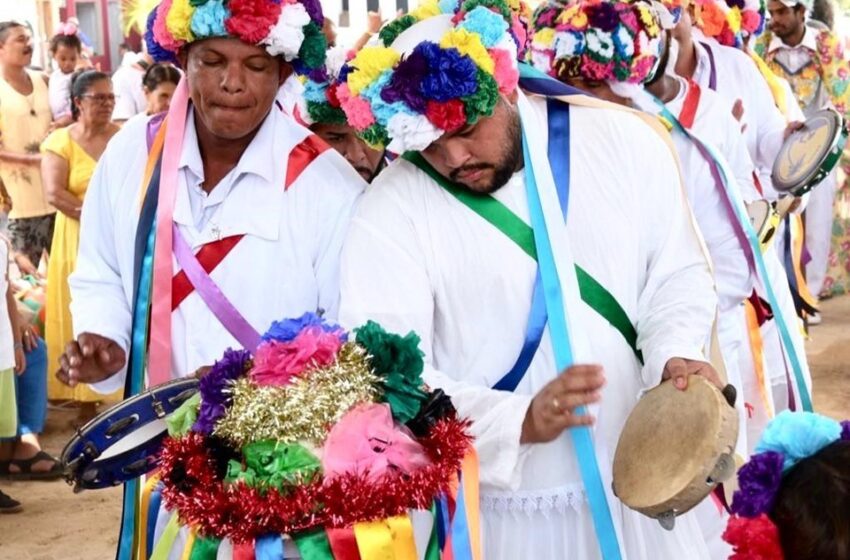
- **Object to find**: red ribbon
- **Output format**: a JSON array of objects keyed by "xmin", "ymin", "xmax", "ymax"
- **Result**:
[{"xmin": 327, "ymin": 527, "xmax": 361, "ymax": 560}]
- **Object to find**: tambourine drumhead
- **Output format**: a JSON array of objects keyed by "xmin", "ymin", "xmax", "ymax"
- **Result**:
[
  {"xmin": 62, "ymin": 378, "xmax": 199, "ymax": 491},
  {"xmin": 772, "ymin": 108, "xmax": 847, "ymax": 195},
  {"xmin": 613, "ymin": 376, "xmax": 738, "ymax": 518},
  {"xmin": 748, "ymin": 200, "xmax": 770, "ymax": 233}
]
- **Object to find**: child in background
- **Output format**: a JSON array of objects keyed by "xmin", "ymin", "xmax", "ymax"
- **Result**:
[
  {"xmin": 47, "ymin": 24, "xmax": 82, "ymax": 128},
  {"xmin": 0, "ymin": 235, "xmax": 26, "ymax": 513},
  {"xmin": 724, "ymin": 411, "xmax": 850, "ymax": 559}
]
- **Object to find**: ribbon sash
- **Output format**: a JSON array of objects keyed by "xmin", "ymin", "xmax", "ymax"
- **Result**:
[{"xmin": 171, "ymin": 224, "xmax": 262, "ymax": 353}]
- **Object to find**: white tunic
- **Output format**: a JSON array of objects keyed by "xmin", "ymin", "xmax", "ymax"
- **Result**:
[
  {"xmin": 339, "ymin": 93, "xmax": 717, "ymax": 560},
  {"xmin": 70, "ymin": 106, "xmax": 365, "ymax": 393}
]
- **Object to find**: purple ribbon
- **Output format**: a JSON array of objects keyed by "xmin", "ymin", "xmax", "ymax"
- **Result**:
[
  {"xmin": 700, "ymin": 42, "xmax": 718, "ymax": 91},
  {"xmin": 171, "ymin": 223, "xmax": 262, "ymax": 353}
]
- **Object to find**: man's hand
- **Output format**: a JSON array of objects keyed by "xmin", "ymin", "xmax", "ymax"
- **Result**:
[
  {"xmin": 56, "ymin": 333, "xmax": 126, "ymax": 387},
  {"xmin": 783, "ymin": 120, "xmax": 805, "ymax": 140},
  {"xmin": 661, "ymin": 357, "xmax": 723, "ymax": 391},
  {"xmin": 520, "ymin": 365, "xmax": 605, "ymax": 444},
  {"xmin": 13, "ymin": 253, "xmax": 41, "ymax": 279}
]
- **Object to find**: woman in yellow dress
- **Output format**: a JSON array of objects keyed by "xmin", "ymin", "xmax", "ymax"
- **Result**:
[{"xmin": 41, "ymin": 70, "xmax": 121, "ymax": 422}]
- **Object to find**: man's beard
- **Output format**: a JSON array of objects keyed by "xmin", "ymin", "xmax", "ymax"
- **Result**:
[{"xmin": 449, "ymin": 108, "xmax": 522, "ymax": 194}]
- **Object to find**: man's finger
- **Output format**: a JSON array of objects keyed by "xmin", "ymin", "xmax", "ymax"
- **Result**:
[
  {"xmin": 664, "ymin": 358, "xmax": 688, "ymax": 390},
  {"xmin": 551, "ymin": 411, "xmax": 595, "ymax": 432},
  {"xmin": 552, "ymin": 391, "xmax": 602, "ymax": 415}
]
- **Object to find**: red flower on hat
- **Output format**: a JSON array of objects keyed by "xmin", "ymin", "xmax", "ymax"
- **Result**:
[
  {"xmin": 225, "ymin": 0, "xmax": 282, "ymax": 44},
  {"xmin": 722, "ymin": 514, "xmax": 785, "ymax": 560},
  {"xmin": 425, "ymin": 99, "xmax": 467, "ymax": 132},
  {"xmin": 326, "ymin": 83, "xmax": 341, "ymax": 108}
]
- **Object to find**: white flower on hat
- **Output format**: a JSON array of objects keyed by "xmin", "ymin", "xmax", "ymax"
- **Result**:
[
  {"xmin": 555, "ymin": 31, "xmax": 583, "ymax": 58},
  {"xmin": 586, "ymin": 29, "xmax": 615, "ymax": 60},
  {"xmin": 324, "ymin": 46, "xmax": 350, "ymax": 81},
  {"xmin": 263, "ymin": 3, "xmax": 311, "ymax": 60},
  {"xmin": 386, "ymin": 113, "xmax": 443, "ymax": 153}
]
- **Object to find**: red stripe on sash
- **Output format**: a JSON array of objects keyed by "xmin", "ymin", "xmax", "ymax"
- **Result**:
[{"xmin": 170, "ymin": 133, "xmax": 327, "ymax": 310}]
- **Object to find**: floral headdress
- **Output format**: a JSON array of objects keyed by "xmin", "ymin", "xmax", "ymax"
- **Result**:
[
  {"xmin": 723, "ymin": 411, "xmax": 850, "ymax": 559},
  {"xmin": 300, "ymin": 46, "xmax": 354, "ymax": 126},
  {"xmin": 529, "ymin": 0, "xmax": 664, "ymax": 85},
  {"xmin": 334, "ymin": 0, "xmax": 531, "ymax": 153},
  {"xmin": 692, "ymin": 0, "xmax": 766, "ymax": 48},
  {"xmin": 158, "ymin": 312, "xmax": 474, "ymax": 548},
  {"xmin": 143, "ymin": 0, "xmax": 327, "ymax": 72}
]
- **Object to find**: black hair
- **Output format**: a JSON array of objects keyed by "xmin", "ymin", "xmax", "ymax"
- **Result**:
[
  {"xmin": 0, "ymin": 21, "xmax": 25, "ymax": 45},
  {"xmin": 49, "ymin": 33, "xmax": 82, "ymax": 55},
  {"xmin": 142, "ymin": 62, "xmax": 180, "ymax": 93},
  {"xmin": 69, "ymin": 69, "xmax": 109, "ymax": 121},
  {"xmin": 770, "ymin": 440, "xmax": 850, "ymax": 560}
]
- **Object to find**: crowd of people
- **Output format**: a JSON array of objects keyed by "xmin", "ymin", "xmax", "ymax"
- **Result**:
[{"xmin": 0, "ymin": 0, "xmax": 849, "ymax": 557}]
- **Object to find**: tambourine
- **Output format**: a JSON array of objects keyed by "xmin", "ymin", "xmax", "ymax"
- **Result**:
[
  {"xmin": 61, "ymin": 378, "xmax": 199, "ymax": 492},
  {"xmin": 747, "ymin": 197, "xmax": 798, "ymax": 250},
  {"xmin": 772, "ymin": 108, "xmax": 848, "ymax": 196},
  {"xmin": 612, "ymin": 376, "xmax": 739, "ymax": 529}
]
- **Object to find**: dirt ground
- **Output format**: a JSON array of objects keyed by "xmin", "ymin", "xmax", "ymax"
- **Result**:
[{"xmin": 1, "ymin": 296, "xmax": 849, "ymax": 560}]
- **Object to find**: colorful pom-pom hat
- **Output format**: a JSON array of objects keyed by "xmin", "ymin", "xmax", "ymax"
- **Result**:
[
  {"xmin": 528, "ymin": 0, "xmax": 664, "ymax": 86},
  {"xmin": 333, "ymin": 0, "xmax": 532, "ymax": 153},
  {"xmin": 300, "ymin": 46, "xmax": 354, "ymax": 126},
  {"xmin": 690, "ymin": 0, "xmax": 766, "ymax": 47},
  {"xmin": 143, "ymin": 0, "xmax": 328, "ymax": 72}
]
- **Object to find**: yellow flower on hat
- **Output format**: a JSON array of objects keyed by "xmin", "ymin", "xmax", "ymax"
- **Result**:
[
  {"xmin": 727, "ymin": 6, "xmax": 742, "ymax": 33},
  {"xmin": 410, "ymin": 0, "xmax": 442, "ymax": 20},
  {"xmin": 440, "ymin": 28, "xmax": 495, "ymax": 74},
  {"xmin": 166, "ymin": 0, "xmax": 195, "ymax": 43},
  {"xmin": 557, "ymin": 5, "xmax": 588, "ymax": 28},
  {"xmin": 533, "ymin": 27, "xmax": 557, "ymax": 48},
  {"xmin": 636, "ymin": 4, "xmax": 660, "ymax": 36},
  {"xmin": 348, "ymin": 47, "xmax": 401, "ymax": 95}
]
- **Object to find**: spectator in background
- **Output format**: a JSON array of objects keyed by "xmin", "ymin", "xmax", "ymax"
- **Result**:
[
  {"xmin": 47, "ymin": 23, "xmax": 83, "ymax": 129},
  {"xmin": 323, "ymin": 16, "xmax": 337, "ymax": 48},
  {"xmin": 42, "ymin": 70, "xmax": 121, "ymax": 422},
  {"xmin": 0, "ymin": 21, "xmax": 56, "ymax": 277},
  {"xmin": 122, "ymin": 62, "xmax": 180, "ymax": 128},
  {"xmin": 111, "ymin": 52, "xmax": 152, "ymax": 123}
]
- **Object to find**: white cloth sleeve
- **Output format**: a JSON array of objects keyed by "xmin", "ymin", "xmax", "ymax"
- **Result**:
[
  {"xmin": 635, "ymin": 130, "xmax": 718, "ymax": 387},
  {"xmin": 339, "ymin": 185, "xmax": 533, "ymax": 490}
]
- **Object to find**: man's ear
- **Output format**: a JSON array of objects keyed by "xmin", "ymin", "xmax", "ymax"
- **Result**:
[
  {"xmin": 279, "ymin": 61, "xmax": 294, "ymax": 86},
  {"xmin": 506, "ymin": 87, "xmax": 519, "ymax": 105},
  {"xmin": 177, "ymin": 48, "xmax": 188, "ymax": 70}
]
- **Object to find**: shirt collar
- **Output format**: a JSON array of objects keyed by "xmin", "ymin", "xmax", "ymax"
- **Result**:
[{"xmin": 768, "ymin": 25, "xmax": 818, "ymax": 53}]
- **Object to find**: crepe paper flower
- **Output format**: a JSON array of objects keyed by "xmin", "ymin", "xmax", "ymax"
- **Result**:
[
  {"xmin": 322, "ymin": 403, "xmax": 432, "ymax": 483},
  {"xmin": 303, "ymin": 80, "xmax": 328, "ymax": 103},
  {"xmin": 379, "ymin": 14, "xmax": 419, "ymax": 47},
  {"xmin": 440, "ymin": 0, "xmax": 460, "ymax": 13},
  {"xmin": 299, "ymin": 0, "xmax": 323, "ymax": 25},
  {"xmin": 406, "ymin": 389, "xmax": 457, "ymax": 437},
  {"xmin": 462, "ymin": 69, "xmax": 500, "ymax": 123},
  {"xmin": 698, "ymin": 3, "xmax": 727, "ymax": 37},
  {"xmin": 190, "ymin": 0, "xmax": 228, "ymax": 37},
  {"xmin": 306, "ymin": 102, "xmax": 347, "ymax": 125},
  {"xmin": 296, "ymin": 22, "xmax": 327, "ymax": 70},
  {"xmin": 755, "ymin": 411, "xmax": 843, "ymax": 471},
  {"xmin": 380, "ymin": 49, "xmax": 430, "ymax": 112},
  {"xmin": 338, "ymin": 83, "xmax": 378, "ymax": 131},
  {"xmin": 167, "ymin": 393, "xmax": 202, "ymax": 437},
  {"xmin": 554, "ymin": 31, "xmax": 585, "ymax": 59},
  {"xmin": 613, "ymin": 25, "xmax": 635, "ymax": 58},
  {"xmin": 586, "ymin": 28, "xmax": 615, "ymax": 61},
  {"xmin": 420, "ymin": 43, "xmax": 480, "ymax": 102},
  {"xmin": 194, "ymin": 348, "xmax": 253, "ymax": 435},
  {"xmin": 441, "ymin": 28, "xmax": 495, "ymax": 74},
  {"xmin": 154, "ymin": 0, "xmax": 184, "ymax": 52},
  {"xmin": 411, "ymin": 0, "xmax": 443, "ymax": 20},
  {"xmin": 490, "ymin": 47, "xmax": 519, "ymax": 93},
  {"xmin": 425, "ymin": 99, "xmax": 468, "ymax": 132},
  {"xmin": 251, "ymin": 327, "xmax": 345, "ymax": 386},
  {"xmin": 190, "ymin": 0, "xmax": 212, "ymax": 6},
  {"xmin": 361, "ymin": 124, "xmax": 391, "ymax": 150},
  {"xmin": 146, "ymin": 8, "xmax": 179, "ymax": 63},
  {"xmin": 458, "ymin": 6, "xmax": 509, "ymax": 47},
  {"xmin": 263, "ymin": 2, "xmax": 310, "ymax": 59},
  {"xmin": 727, "ymin": 6, "xmax": 742, "ymax": 33},
  {"xmin": 588, "ymin": 2, "xmax": 619, "ymax": 32},
  {"xmin": 635, "ymin": 4, "xmax": 660, "ymax": 36},
  {"xmin": 166, "ymin": 0, "xmax": 196, "ymax": 42},
  {"xmin": 533, "ymin": 27, "xmax": 557, "ymax": 49},
  {"xmin": 348, "ymin": 47, "xmax": 402, "ymax": 95},
  {"xmin": 730, "ymin": 451, "xmax": 785, "ymax": 518},
  {"xmin": 225, "ymin": 0, "xmax": 281, "ymax": 44},
  {"xmin": 225, "ymin": 440, "xmax": 321, "ymax": 490},
  {"xmin": 262, "ymin": 312, "xmax": 346, "ymax": 344},
  {"xmin": 722, "ymin": 514, "xmax": 785, "ymax": 560}
]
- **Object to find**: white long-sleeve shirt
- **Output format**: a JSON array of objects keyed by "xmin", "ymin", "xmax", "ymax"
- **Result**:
[
  {"xmin": 70, "ymin": 106, "xmax": 365, "ymax": 393},
  {"xmin": 339, "ymin": 92, "xmax": 716, "ymax": 560}
]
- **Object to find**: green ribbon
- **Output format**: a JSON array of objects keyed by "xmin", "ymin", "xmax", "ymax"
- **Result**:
[
  {"xmin": 166, "ymin": 392, "xmax": 201, "ymax": 437},
  {"xmin": 293, "ymin": 529, "xmax": 335, "ymax": 560},
  {"xmin": 403, "ymin": 152, "xmax": 643, "ymax": 364},
  {"xmin": 225, "ymin": 441, "xmax": 321, "ymax": 491},
  {"xmin": 188, "ymin": 536, "xmax": 221, "ymax": 559},
  {"xmin": 425, "ymin": 504, "xmax": 441, "ymax": 560}
]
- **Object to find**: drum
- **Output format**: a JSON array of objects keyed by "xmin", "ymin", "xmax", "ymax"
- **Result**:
[
  {"xmin": 772, "ymin": 108, "xmax": 848, "ymax": 196},
  {"xmin": 612, "ymin": 376, "xmax": 738, "ymax": 528},
  {"xmin": 61, "ymin": 378, "xmax": 199, "ymax": 492},
  {"xmin": 747, "ymin": 199, "xmax": 781, "ymax": 248}
]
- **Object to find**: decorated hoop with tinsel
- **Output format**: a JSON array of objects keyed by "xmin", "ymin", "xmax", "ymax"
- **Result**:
[
  {"xmin": 528, "ymin": 0, "xmax": 664, "ymax": 85},
  {"xmin": 155, "ymin": 312, "xmax": 475, "ymax": 555},
  {"xmin": 334, "ymin": 0, "xmax": 531, "ymax": 153},
  {"xmin": 143, "ymin": 0, "xmax": 328, "ymax": 72}
]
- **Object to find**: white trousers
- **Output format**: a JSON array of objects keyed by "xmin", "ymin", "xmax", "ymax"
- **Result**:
[{"xmin": 805, "ymin": 169, "xmax": 838, "ymax": 297}]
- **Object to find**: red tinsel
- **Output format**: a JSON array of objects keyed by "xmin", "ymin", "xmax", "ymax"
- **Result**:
[
  {"xmin": 722, "ymin": 514, "xmax": 784, "ymax": 560},
  {"xmin": 157, "ymin": 417, "xmax": 472, "ymax": 543},
  {"xmin": 425, "ymin": 100, "xmax": 467, "ymax": 132},
  {"xmin": 223, "ymin": 0, "xmax": 282, "ymax": 44}
]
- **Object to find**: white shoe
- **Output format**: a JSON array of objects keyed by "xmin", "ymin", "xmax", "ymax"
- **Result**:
[{"xmin": 808, "ymin": 312, "xmax": 822, "ymax": 325}]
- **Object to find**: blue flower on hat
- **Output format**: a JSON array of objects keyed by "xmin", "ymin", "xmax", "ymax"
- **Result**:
[
  {"xmin": 144, "ymin": 7, "xmax": 178, "ymax": 64},
  {"xmin": 303, "ymin": 80, "xmax": 329, "ymax": 103},
  {"xmin": 362, "ymin": 71, "xmax": 416, "ymax": 125},
  {"xmin": 190, "ymin": 0, "xmax": 229, "ymax": 38},
  {"xmin": 458, "ymin": 6, "xmax": 509, "ymax": 48},
  {"xmin": 755, "ymin": 410, "xmax": 842, "ymax": 472},
  {"xmin": 419, "ymin": 42, "xmax": 479, "ymax": 102}
]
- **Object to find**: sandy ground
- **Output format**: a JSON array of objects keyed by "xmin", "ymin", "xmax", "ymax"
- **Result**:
[{"xmin": 1, "ymin": 296, "xmax": 848, "ymax": 559}]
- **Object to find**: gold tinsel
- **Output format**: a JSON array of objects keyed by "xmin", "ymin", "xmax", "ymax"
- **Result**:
[{"xmin": 213, "ymin": 343, "xmax": 380, "ymax": 447}]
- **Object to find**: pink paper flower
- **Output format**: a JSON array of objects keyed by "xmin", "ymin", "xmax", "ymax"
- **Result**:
[
  {"xmin": 250, "ymin": 326, "xmax": 343, "ymax": 386},
  {"xmin": 153, "ymin": 0, "xmax": 184, "ymax": 52},
  {"xmin": 490, "ymin": 48, "xmax": 520, "ymax": 93},
  {"xmin": 337, "ymin": 83, "xmax": 376, "ymax": 131}
]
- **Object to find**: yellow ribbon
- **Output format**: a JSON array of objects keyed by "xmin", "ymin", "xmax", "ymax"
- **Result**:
[
  {"xmin": 790, "ymin": 214, "xmax": 819, "ymax": 314},
  {"xmin": 749, "ymin": 50, "xmax": 789, "ymax": 119},
  {"xmin": 744, "ymin": 300, "xmax": 774, "ymax": 418},
  {"xmin": 180, "ymin": 531, "xmax": 197, "ymax": 560},
  {"xmin": 461, "ymin": 450, "xmax": 482, "ymax": 560},
  {"xmin": 150, "ymin": 514, "xmax": 181, "ymax": 560},
  {"xmin": 137, "ymin": 473, "xmax": 162, "ymax": 560},
  {"xmin": 353, "ymin": 515, "xmax": 418, "ymax": 560}
]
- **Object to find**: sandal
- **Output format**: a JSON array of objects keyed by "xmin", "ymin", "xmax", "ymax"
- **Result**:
[
  {"xmin": 0, "ymin": 489, "xmax": 22, "ymax": 513},
  {"xmin": 4, "ymin": 450, "xmax": 64, "ymax": 481}
]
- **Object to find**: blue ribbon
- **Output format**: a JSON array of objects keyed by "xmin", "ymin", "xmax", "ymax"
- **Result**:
[
  {"xmin": 493, "ymin": 101, "xmax": 570, "ymax": 391},
  {"xmin": 520, "ymin": 117, "xmax": 622, "ymax": 559},
  {"xmin": 436, "ymin": 495, "xmax": 450, "ymax": 550},
  {"xmin": 655, "ymin": 102, "xmax": 813, "ymax": 411},
  {"xmin": 146, "ymin": 483, "xmax": 163, "ymax": 560},
  {"xmin": 450, "ymin": 471, "xmax": 473, "ymax": 560},
  {"xmin": 255, "ymin": 534, "xmax": 285, "ymax": 560}
]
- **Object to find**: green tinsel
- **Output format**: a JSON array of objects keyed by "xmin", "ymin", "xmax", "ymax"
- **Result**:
[
  {"xmin": 299, "ymin": 23, "xmax": 327, "ymax": 70},
  {"xmin": 166, "ymin": 392, "xmax": 201, "ymax": 437},
  {"xmin": 354, "ymin": 321, "xmax": 428, "ymax": 424},
  {"xmin": 462, "ymin": 69, "xmax": 499, "ymax": 125},
  {"xmin": 307, "ymin": 101, "xmax": 347, "ymax": 125},
  {"xmin": 379, "ymin": 15, "xmax": 418, "ymax": 47},
  {"xmin": 225, "ymin": 440, "xmax": 321, "ymax": 491}
]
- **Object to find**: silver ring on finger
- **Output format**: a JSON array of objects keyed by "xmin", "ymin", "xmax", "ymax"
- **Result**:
[{"xmin": 551, "ymin": 396, "xmax": 561, "ymax": 412}]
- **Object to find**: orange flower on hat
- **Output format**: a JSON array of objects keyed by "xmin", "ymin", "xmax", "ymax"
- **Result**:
[{"xmin": 697, "ymin": 3, "xmax": 726, "ymax": 37}]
